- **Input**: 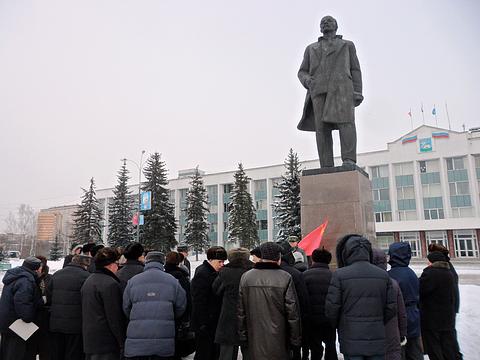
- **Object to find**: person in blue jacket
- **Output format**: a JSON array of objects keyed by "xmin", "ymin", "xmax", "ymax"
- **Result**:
[
  {"xmin": 0, "ymin": 256, "xmax": 44, "ymax": 360},
  {"xmin": 388, "ymin": 242, "xmax": 423, "ymax": 360},
  {"xmin": 123, "ymin": 251, "xmax": 187, "ymax": 359}
]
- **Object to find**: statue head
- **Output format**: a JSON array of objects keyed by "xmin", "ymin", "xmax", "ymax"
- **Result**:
[{"xmin": 320, "ymin": 16, "xmax": 338, "ymax": 34}]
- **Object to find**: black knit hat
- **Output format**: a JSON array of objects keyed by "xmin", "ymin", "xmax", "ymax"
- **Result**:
[
  {"xmin": 82, "ymin": 243, "xmax": 95, "ymax": 255},
  {"xmin": 312, "ymin": 247, "xmax": 332, "ymax": 264},
  {"xmin": 260, "ymin": 242, "xmax": 282, "ymax": 261},
  {"xmin": 427, "ymin": 251, "xmax": 447, "ymax": 263},
  {"xmin": 250, "ymin": 247, "xmax": 261, "ymax": 258},
  {"xmin": 145, "ymin": 251, "xmax": 165, "ymax": 264},
  {"xmin": 124, "ymin": 242, "xmax": 144, "ymax": 260},
  {"xmin": 22, "ymin": 256, "xmax": 42, "ymax": 271},
  {"xmin": 94, "ymin": 247, "xmax": 120, "ymax": 268}
]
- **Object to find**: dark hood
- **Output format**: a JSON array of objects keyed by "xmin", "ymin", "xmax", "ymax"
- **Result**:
[
  {"xmin": 388, "ymin": 242, "xmax": 412, "ymax": 267},
  {"xmin": 336, "ymin": 234, "xmax": 372, "ymax": 267},
  {"xmin": 371, "ymin": 248, "xmax": 387, "ymax": 271},
  {"xmin": 2, "ymin": 266, "xmax": 36, "ymax": 286}
]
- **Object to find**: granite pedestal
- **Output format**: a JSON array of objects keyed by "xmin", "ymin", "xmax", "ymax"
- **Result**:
[{"xmin": 300, "ymin": 165, "xmax": 376, "ymax": 267}]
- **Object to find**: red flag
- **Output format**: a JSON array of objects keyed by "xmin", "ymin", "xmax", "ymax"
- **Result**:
[
  {"xmin": 132, "ymin": 213, "xmax": 139, "ymax": 225},
  {"xmin": 298, "ymin": 219, "xmax": 328, "ymax": 256}
]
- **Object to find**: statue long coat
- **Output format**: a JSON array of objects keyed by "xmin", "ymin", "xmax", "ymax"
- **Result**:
[{"xmin": 297, "ymin": 36, "xmax": 362, "ymax": 131}]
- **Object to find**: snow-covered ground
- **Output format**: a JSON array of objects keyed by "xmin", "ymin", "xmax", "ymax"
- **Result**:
[{"xmin": 1, "ymin": 257, "xmax": 479, "ymax": 359}]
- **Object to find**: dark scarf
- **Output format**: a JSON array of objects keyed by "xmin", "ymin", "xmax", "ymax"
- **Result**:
[
  {"xmin": 254, "ymin": 262, "xmax": 280, "ymax": 270},
  {"xmin": 95, "ymin": 267, "xmax": 120, "ymax": 282}
]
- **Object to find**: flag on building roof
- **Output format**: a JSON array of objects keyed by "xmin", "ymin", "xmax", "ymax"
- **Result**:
[
  {"xmin": 298, "ymin": 219, "xmax": 328, "ymax": 256},
  {"xmin": 402, "ymin": 135, "xmax": 418, "ymax": 144},
  {"xmin": 432, "ymin": 107, "xmax": 437, "ymax": 115},
  {"xmin": 432, "ymin": 131, "xmax": 449, "ymax": 139}
]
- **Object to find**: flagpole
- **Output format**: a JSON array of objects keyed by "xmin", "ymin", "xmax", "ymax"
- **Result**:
[
  {"xmin": 434, "ymin": 104, "xmax": 438, "ymax": 126},
  {"xmin": 421, "ymin": 102, "xmax": 425, "ymax": 124},
  {"xmin": 445, "ymin": 101, "xmax": 451, "ymax": 130},
  {"xmin": 409, "ymin": 108, "xmax": 413, "ymax": 129}
]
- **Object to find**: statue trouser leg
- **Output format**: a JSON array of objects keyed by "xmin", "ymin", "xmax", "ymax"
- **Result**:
[
  {"xmin": 315, "ymin": 121, "xmax": 335, "ymax": 167},
  {"xmin": 338, "ymin": 122, "xmax": 357, "ymax": 163}
]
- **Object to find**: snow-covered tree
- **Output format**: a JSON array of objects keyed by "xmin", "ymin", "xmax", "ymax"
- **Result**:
[
  {"xmin": 108, "ymin": 161, "xmax": 134, "ymax": 247},
  {"xmin": 184, "ymin": 168, "xmax": 209, "ymax": 258},
  {"xmin": 72, "ymin": 178, "xmax": 103, "ymax": 244},
  {"xmin": 141, "ymin": 153, "xmax": 177, "ymax": 252},
  {"xmin": 49, "ymin": 234, "xmax": 62, "ymax": 261},
  {"xmin": 228, "ymin": 163, "xmax": 259, "ymax": 249},
  {"xmin": 273, "ymin": 149, "xmax": 302, "ymax": 241}
]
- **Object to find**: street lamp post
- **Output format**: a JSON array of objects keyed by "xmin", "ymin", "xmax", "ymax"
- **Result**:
[{"xmin": 122, "ymin": 150, "xmax": 146, "ymax": 242}]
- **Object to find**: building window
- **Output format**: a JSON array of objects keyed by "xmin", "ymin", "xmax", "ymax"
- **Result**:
[
  {"xmin": 256, "ymin": 199, "xmax": 267, "ymax": 210},
  {"xmin": 446, "ymin": 157, "xmax": 465, "ymax": 171},
  {"xmin": 398, "ymin": 210, "xmax": 417, "ymax": 221},
  {"xmin": 446, "ymin": 157, "xmax": 473, "ymax": 217},
  {"xmin": 426, "ymin": 231, "xmax": 448, "ymax": 250},
  {"xmin": 223, "ymin": 203, "xmax": 230, "ymax": 213},
  {"xmin": 207, "ymin": 185, "xmax": 218, "ymax": 205},
  {"xmin": 400, "ymin": 232, "xmax": 421, "ymax": 258},
  {"xmin": 424, "ymin": 208, "xmax": 444, "ymax": 220},
  {"xmin": 256, "ymin": 220, "xmax": 268, "ymax": 230},
  {"xmin": 454, "ymin": 230, "xmax": 479, "ymax": 258},
  {"xmin": 375, "ymin": 212, "xmax": 392, "ymax": 222},
  {"xmin": 373, "ymin": 188, "xmax": 390, "ymax": 201},
  {"xmin": 371, "ymin": 165, "xmax": 389, "ymax": 178},
  {"xmin": 376, "ymin": 233, "xmax": 394, "ymax": 252},
  {"xmin": 394, "ymin": 162, "xmax": 417, "ymax": 221},
  {"xmin": 223, "ymin": 183, "xmax": 234, "ymax": 194}
]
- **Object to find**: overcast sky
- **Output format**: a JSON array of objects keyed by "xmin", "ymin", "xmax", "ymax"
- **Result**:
[{"xmin": 1, "ymin": 0, "xmax": 479, "ymax": 231}]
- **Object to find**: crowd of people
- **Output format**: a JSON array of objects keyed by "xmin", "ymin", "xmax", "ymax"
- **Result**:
[{"xmin": 0, "ymin": 234, "xmax": 461, "ymax": 360}]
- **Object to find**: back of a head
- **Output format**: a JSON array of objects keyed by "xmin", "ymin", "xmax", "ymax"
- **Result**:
[
  {"xmin": 227, "ymin": 247, "xmax": 250, "ymax": 263},
  {"xmin": 206, "ymin": 246, "xmax": 227, "ymax": 261},
  {"xmin": 427, "ymin": 243, "xmax": 449, "ymax": 259},
  {"xmin": 371, "ymin": 248, "xmax": 387, "ymax": 271},
  {"xmin": 388, "ymin": 242, "xmax": 412, "ymax": 267},
  {"xmin": 72, "ymin": 254, "xmax": 92, "ymax": 268},
  {"xmin": 312, "ymin": 247, "xmax": 332, "ymax": 265},
  {"xmin": 336, "ymin": 234, "xmax": 371, "ymax": 267},
  {"xmin": 165, "ymin": 251, "xmax": 180, "ymax": 266},
  {"xmin": 91, "ymin": 244, "xmax": 105, "ymax": 258},
  {"xmin": 145, "ymin": 251, "xmax": 165, "ymax": 265},
  {"xmin": 123, "ymin": 242, "xmax": 145, "ymax": 261},
  {"xmin": 260, "ymin": 242, "xmax": 282, "ymax": 262},
  {"xmin": 22, "ymin": 256, "xmax": 42, "ymax": 272},
  {"xmin": 427, "ymin": 251, "xmax": 447, "ymax": 264},
  {"xmin": 94, "ymin": 247, "xmax": 119, "ymax": 268},
  {"xmin": 82, "ymin": 243, "xmax": 95, "ymax": 256}
]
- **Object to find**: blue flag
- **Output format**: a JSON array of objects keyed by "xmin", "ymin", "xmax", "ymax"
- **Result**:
[{"xmin": 432, "ymin": 107, "xmax": 436, "ymax": 115}]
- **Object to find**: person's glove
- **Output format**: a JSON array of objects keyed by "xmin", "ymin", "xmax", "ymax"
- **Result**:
[
  {"xmin": 354, "ymin": 93, "xmax": 364, "ymax": 107},
  {"xmin": 400, "ymin": 336, "xmax": 407, "ymax": 346}
]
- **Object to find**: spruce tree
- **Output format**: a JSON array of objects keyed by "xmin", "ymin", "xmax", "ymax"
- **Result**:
[
  {"xmin": 141, "ymin": 153, "xmax": 177, "ymax": 252},
  {"xmin": 72, "ymin": 178, "xmax": 103, "ymax": 243},
  {"xmin": 49, "ymin": 234, "xmax": 62, "ymax": 261},
  {"xmin": 228, "ymin": 163, "xmax": 259, "ymax": 249},
  {"xmin": 184, "ymin": 168, "xmax": 210, "ymax": 258},
  {"xmin": 273, "ymin": 149, "xmax": 302, "ymax": 242},
  {"xmin": 108, "ymin": 161, "xmax": 134, "ymax": 247}
]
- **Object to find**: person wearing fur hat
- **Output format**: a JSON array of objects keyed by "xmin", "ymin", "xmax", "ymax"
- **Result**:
[
  {"xmin": 48, "ymin": 255, "xmax": 91, "ymax": 360},
  {"xmin": 0, "ymin": 256, "xmax": 44, "ymax": 360},
  {"xmin": 419, "ymin": 251, "xmax": 457, "ymax": 360},
  {"xmin": 191, "ymin": 246, "xmax": 228, "ymax": 360},
  {"xmin": 177, "ymin": 243, "xmax": 191, "ymax": 277},
  {"xmin": 325, "ymin": 234, "xmax": 396, "ymax": 360},
  {"xmin": 116, "ymin": 242, "xmax": 145, "ymax": 291},
  {"xmin": 302, "ymin": 248, "xmax": 338, "ymax": 360},
  {"xmin": 212, "ymin": 247, "xmax": 253, "ymax": 360},
  {"xmin": 239, "ymin": 242, "xmax": 301, "ymax": 360},
  {"xmin": 63, "ymin": 243, "xmax": 83, "ymax": 268},
  {"xmin": 81, "ymin": 247, "xmax": 126, "ymax": 360}
]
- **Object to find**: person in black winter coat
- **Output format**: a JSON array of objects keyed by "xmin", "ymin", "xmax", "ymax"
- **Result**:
[
  {"xmin": 191, "ymin": 246, "xmax": 228, "ymax": 360},
  {"xmin": 0, "ymin": 257, "xmax": 44, "ymax": 360},
  {"xmin": 302, "ymin": 248, "xmax": 338, "ymax": 360},
  {"xmin": 177, "ymin": 243, "xmax": 191, "ymax": 278},
  {"xmin": 387, "ymin": 242, "xmax": 423, "ymax": 360},
  {"xmin": 81, "ymin": 247, "xmax": 126, "ymax": 360},
  {"xmin": 33, "ymin": 256, "xmax": 52, "ymax": 360},
  {"xmin": 325, "ymin": 234, "xmax": 396, "ymax": 360},
  {"xmin": 47, "ymin": 255, "xmax": 91, "ymax": 360},
  {"xmin": 62, "ymin": 244, "xmax": 83, "ymax": 268},
  {"xmin": 212, "ymin": 247, "xmax": 253, "ymax": 360},
  {"xmin": 279, "ymin": 241, "xmax": 310, "ymax": 360},
  {"xmin": 116, "ymin": 242, "xmax": 145, "ymax": 291},
  {"xmin": 419, "ymin": 251, "xmax": 457, "ymax": 360},
  {"xmin": 371, "ymin": 249, "xmax": 407, "ymax": 360},
  {"xmin": 427, "ymin": 243, "xmax": 463, "ymax": 359}
]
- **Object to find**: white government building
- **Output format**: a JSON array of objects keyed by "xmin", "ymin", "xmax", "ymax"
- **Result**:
[{"xmin": 96, "ymin": 125, "xmax": 480, "ymax": 260}]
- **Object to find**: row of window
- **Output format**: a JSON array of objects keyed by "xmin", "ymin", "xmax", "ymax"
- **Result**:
[{"xmin": 377, "ymin": 230, "xmax": 479, "ymax": 258}]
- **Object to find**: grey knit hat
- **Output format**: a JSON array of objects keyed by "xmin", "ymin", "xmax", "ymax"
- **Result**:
[
  {"xmin": 260, "ymin": 242, "xmax": 282, "ymax": 261},
  {"xmin": 22, "ymin": 256, "xmax": 42, "ymax": 271},
  {"xmin": 145, "ymin": 251, "xmax": 165, "ymax": 264}
]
